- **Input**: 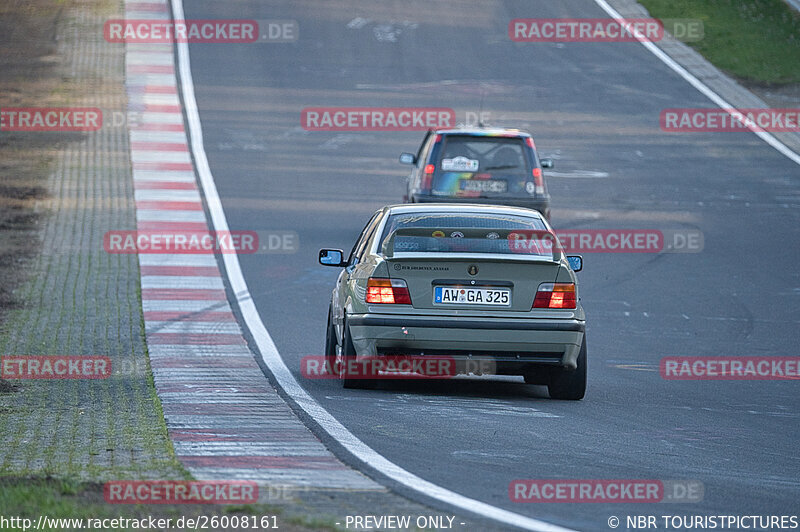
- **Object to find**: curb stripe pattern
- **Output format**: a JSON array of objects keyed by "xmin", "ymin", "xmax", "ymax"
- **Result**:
[{"xmin": 124, "ymin": 0, "xmax": 380, "ymax": 493}]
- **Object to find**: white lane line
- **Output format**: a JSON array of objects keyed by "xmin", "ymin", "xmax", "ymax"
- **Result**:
[
  {"xmin": 591, "ymin": 0, "xmax": 800, "ymax": 167},
  {"xmin": 170, "ymin": 0, "xmax": 577, "ymax": 529}
]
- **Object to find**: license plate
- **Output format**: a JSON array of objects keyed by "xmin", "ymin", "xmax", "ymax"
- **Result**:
[
  {"xmin": 433, "ymin": 286, "xmax": 511, "ymax": 306},
  {"xmin": 460, "ymin": 179, "xmax": 507, "ymax": 193}
]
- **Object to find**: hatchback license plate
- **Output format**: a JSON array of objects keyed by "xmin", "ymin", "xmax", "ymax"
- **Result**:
[
  {"xmin": 434, "ymin": 286, "xmax": 511, "ymax": 306},
  {"xmin": 460, "ymin": 179, "xmax": 507, "ymax": 193}
]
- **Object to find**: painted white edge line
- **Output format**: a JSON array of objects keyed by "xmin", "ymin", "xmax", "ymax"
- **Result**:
[
  {"xmin": 591, "ymin": 0, "xmax": 800, "ymax": 167},
  {"xmin": 169, "ymin": 0, "xmax": 577, "ymax": 530}
]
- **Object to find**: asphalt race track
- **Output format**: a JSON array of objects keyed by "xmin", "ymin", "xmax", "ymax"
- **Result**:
[{"xmin": 180, "ymin": 1, "xmax": 799, "ymax": 529}]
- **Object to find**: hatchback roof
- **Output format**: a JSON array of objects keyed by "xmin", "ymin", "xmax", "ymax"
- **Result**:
[
  {"xmin": 432, "ymin": 127, "xmax": 532, "ymax": 138},
  {"xmin": 382, "ymin": 202, "xmax": 545, "ymax": 219}
]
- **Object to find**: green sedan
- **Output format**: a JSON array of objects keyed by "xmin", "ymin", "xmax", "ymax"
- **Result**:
[{"xmin": 319, "ymin": 204, "xmax": 586, "ymax": 400}]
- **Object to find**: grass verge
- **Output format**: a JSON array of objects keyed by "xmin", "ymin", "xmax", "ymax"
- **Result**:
[
  {"xmin": 640, "ymin": 0, "xmax": 800, "ymax": 84},
  {"xmin": 0, "ymin": 478, "xmax": 327, "ymax": 532}
]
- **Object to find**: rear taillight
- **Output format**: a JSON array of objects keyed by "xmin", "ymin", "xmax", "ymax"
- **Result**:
[
  {"xmin": 525, "ymin": 137, "xmax": 536, "ymax": 149},
  {"xmin": 532, "ymin": 168, "xmax": 545, "ymax": 195},
  {"xmin": 533, "ymin": 283, "xmax": 576, "ymax": 309},
  {"xmin": 366, "ymin": 278, "xmax": 412, "ymax": 305},
  {"xmin": 421, "ymin": 164, "xmax": 435, "ymax": 190}
]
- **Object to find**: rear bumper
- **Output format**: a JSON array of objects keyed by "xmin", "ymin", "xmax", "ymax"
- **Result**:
[
  {"xmin": 347, "ymin": 314, "xmax": 584, "ymax": 370},
  {"xmin": 410, "ymin": 194, "xmax": 550, "ymax": 220}
]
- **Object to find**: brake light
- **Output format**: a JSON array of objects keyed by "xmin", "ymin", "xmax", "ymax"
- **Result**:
[
  {"xmin": 532, "ymin": 168, "xmax": 545, "ymax": 195},
  {"xmin": 366, "ymin": 278, "xmax": 412, "ymax": 304},
  {"xmin": 533, "ymin": 283, "xmax": 576, "ymax": 309},
  {"xmin": 421, "ymin": 164, "xmax": 435, "ymax": 190}
]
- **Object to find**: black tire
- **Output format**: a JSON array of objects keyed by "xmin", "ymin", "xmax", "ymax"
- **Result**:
[
  {"xmin": 324, "ymin": 306, "xmax": 337, "ymax": 376},
  {"xmin": 341, "ymin": 320, "xmax": 376, "ymax": 390},
  {"xmin": 547, "ymin": 337, "xmax": 587, "ymax": 400}
]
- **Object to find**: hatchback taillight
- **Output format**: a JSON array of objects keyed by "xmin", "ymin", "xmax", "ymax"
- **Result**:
[
  {"xmin": 421, "ymin": 164, "xmax": 435, "ymax": 190},
  {"xmin": 532, "ymin": 168, "xmax": 545, "ymax": 195},
  {"xmin": 366, "ymin": 278, "xmax": 412, "ymax": 304},
  {"xmin": 533, "ymin": 283, "xmax": 576, "ymax": 309}
]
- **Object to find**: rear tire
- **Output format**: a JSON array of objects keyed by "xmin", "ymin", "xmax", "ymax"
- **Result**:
[
  {"xmin": 324, "ymin": 306, "xmax": 337, "ymax": 375},
  {"xmin": 547, "ymin": 337, "xmax": 587, "ymax": 400},
  {"xmin": 341, "ymin": 320, "xmax": 376, "ymax": 390}
]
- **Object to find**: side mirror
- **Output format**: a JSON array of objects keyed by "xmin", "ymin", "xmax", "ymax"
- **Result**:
[
  {"xmin": 399, "ymin": 153, "xmax": 416, "ymax": 165},
  {"xmin": 567, "ymin": 255, "xmax": 583, "ymax": 272},
  {"xmin": 319, "ymin": 249, "xmax": 346, "ymax": 267},
  {"xmin": 540, "ymin": 158, "xmax": 554, "ymax": 169}
]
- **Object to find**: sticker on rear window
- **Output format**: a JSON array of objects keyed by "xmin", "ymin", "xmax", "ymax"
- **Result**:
[{"xmin": 441, "ymin": 156, "xmax": 479, "ymax": 172}]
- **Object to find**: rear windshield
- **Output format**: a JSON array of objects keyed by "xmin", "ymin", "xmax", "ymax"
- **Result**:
[
  {"xmin": 379, "ymin": 212, "xmax": 552, "ymax": 256},
  {"xmin": 431, "ymin": 136, "xmax": 532, "ymax": 197}
]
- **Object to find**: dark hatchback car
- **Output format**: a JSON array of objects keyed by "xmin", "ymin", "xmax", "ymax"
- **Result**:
[{"xmin": 400, "ymin": 127, "xmax": 553, "ymax": 220}]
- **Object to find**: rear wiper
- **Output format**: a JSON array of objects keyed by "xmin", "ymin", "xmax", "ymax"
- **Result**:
[{"xmin": 483, "ymin": 165, "xmax": 517, "ymax": 171}]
